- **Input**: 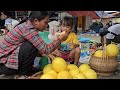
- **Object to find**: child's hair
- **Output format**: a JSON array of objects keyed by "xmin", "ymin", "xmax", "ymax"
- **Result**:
[
  {"xmin": 15, "ymin": 11, "xmax": 49, "ymax": 27},
  {"xmin": 60, "ymin": 16, "xmax": 73, "ymax": 28}
]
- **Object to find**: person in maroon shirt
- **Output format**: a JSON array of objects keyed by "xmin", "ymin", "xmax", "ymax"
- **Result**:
[{"xmin": 0, "ymin": 11, "xmax": 68, "ymax": 76}]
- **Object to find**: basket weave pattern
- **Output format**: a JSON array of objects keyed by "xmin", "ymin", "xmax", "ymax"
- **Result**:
[
  {"xmin": 89, "ymin": 36, "xmax": 119, "ymax": 76},
  {"xmin": 28, "ymin": 71, "xmax": 43, "ymax": 79},
  {"xmin": 89, "ymin": 56, "xmax": 118, "ymax": 76}
]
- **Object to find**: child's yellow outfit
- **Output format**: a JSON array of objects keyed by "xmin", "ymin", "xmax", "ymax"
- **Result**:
[
  {"xmin": 62, "ymin": 32, "xmax": 79, "ymax": 44},
  {"xmin": 60, "ymin": 32, "xmax": 79, "ymax": 63}
]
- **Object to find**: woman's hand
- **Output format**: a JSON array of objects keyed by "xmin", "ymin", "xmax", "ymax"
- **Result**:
[{"xmin": 56, "ymin": 31, "xmax": 65, "ymax": 38}]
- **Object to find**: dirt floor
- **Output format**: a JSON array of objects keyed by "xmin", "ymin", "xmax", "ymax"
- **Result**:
[{"xmin": 0, "ymin": 34, "xmax": 120, "ymax": 79}]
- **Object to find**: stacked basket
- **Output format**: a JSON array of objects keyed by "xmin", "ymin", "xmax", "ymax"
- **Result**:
[
  {"xmin": 89, "ymin": 56, "xmax": 118, "ymax": 76},
  {"xmin": 89, "ymin": 36, "xmax": 119, "ymax": 76}
]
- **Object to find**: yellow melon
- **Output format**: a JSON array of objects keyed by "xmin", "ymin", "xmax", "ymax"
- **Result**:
[
  {"xmin": 56, "ymin": 31, "xmax": 65, "ymax": 36},
  {"xmin": 46, "ymin": 70, "xmax": 57, "ymax": 76},
  {"xmin": 106, "ymin": 44, "xmax": 119, "ymax": 57},
  {"xmin": 40, "ymin": 73, "xmax": 56, "ymax": 79},
  {"xmin": 52, "ymin": 57, "xmax": 68, "ymax": 72},
  {"xmin": 83, "ymin": 69, "xmax": 97, "ymax": 79},
  {"xmin": 69, "ymin": 68, "xmax": 79, "ymax": 77},
  {"xmin": 67, "ymin": 64, "xmax": 78, "ymax": 71},
  {"xmin": 79, "ymin": 64, "xmax": 90, "ymax": 73},
  {"xmin": 57, "ymin": 71, "xmax": 72, "ymax": 79},
  {"xmin": 73, "ymin": 73, "xmax": 87, "ymax": 79},
  {"xmin": 43, "ymin": 64, "xmax": 53, "ymax": 74},
  {"xmin": 94, "ymin": 50, "xmax": 103, "ymax": 58}
]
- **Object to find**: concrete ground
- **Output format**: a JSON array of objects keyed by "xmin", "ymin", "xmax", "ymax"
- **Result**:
[{"xmin": 0, "ymin": 34, "xmax": 120, "ymax": 79}]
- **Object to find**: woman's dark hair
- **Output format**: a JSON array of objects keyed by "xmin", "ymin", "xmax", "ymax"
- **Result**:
[
  {"xmin": 60, "ymin": 16, "xmax": 73, "ymax": 28},
  {"xmin": 16, "ymin": 11, "xmax": 49, "ymax": 26},
  {"xmin": 29, "ymin": 11, "xmax": 49, "ymax": 22}
]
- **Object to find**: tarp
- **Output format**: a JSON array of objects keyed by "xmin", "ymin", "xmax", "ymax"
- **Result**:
[
  {"xmin": 38, "ymin": 31, "xmax": 51, "ymax": 44},
  {"xmin": 66, "ymin": 11, "xmax": 100, "ymax": 19},
  {"xmin": 95, "ymin": 11, "xmax": 120, "ymax": 18},
  {"xmin": 78, "ymin": 37, "xmax": 97, "ymax": 43}
]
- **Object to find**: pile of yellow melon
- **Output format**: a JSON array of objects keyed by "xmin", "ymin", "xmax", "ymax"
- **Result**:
[
  {"xmin": 94, "ymin": 44, "xmax": 119, "ymax": 57},
  {"xmin": 40, "ymin": 57, "xmax": 97, "ymax": 79}
]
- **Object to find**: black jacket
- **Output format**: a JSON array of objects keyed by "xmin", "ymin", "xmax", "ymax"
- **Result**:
[{"xmin": 0, "ymin": 19, "xmax": 5, "ymax": 29}]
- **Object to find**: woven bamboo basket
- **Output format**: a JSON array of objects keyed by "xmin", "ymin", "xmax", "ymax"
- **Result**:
[
  {"xmin": 89, "ymin": 56, "xmax": 118, "ymax": 76},
  {"xmin": 89, "ymin": 36, "xmax": 119, "ymax": 76},
  {"xmin": 28, "ymin": 71, "xmax": 43, "ymax": 79}
]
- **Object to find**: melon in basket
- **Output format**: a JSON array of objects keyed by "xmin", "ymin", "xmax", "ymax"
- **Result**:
[
  {"xmin": 106, "ymin": 44, "xmax": 119, "ymax": 57},
  {"xmin": 94, "ymin": 50, "xmax": 103, "ymax": 58},
  {"xmin": 79, "ymin": 64, "xmax": 90, "ymax": 73},
  {"xmin": 69, "ymin": 68, "xmax": 79, "ymax": 77},
  {"xmin": 83, "ymin": 69, "xmax": 97, "ymax": 79},
  {"xmin": 73, "ymin": 73, "xmax": 87, "ymax": 79},
  {"xmin": 46, "ymin": 70, "xmax": 57, "ymax": 76},
  {"xmin": 57, "ymin": 71, "xmax": 72, "ymax": 79},
  {"xmin": 43, "ymin": 64, "xmax": 53, "ymax": 74},
  {"xmin": 40, "ymin": 73, "xmax": 57, "ymax": 79},
  {"xmin": 52, "ymin": 57, "xmax": 68, "ymax": 72},
  {"xmin": 67, "ymin": 64, "xmax": 78, "ymax": 71}
]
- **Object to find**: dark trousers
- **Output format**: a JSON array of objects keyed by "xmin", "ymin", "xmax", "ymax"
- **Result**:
[{"xmin": 0, "ymin": 41, "xmax": 39, "ymax": 75}]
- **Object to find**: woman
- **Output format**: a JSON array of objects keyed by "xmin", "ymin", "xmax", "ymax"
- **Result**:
[{"xmin": 0, "ymin": 11, "xmax": 68, "ymax": 75}]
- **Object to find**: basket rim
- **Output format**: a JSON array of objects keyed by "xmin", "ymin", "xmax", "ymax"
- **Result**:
[
  {"xmin": 91, "ymin": 55, "xmax": 117, "ymax": 59},
  {"xmin": 28, "ymin": 71, "xmax": 43, "ymax": 79}
]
